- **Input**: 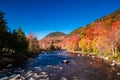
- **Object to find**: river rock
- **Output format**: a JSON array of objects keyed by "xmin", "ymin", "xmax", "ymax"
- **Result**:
[
  {"xmin": 77, "ymin": 54, "xmax": 80, "ymax": 56},
  {"xmin": 0, "ymin": 76, "xmax": 8, "ymax": 80},
  {"xmin": 28, "ymin": 77, "xmax": 35, "ymax": 80},
  {"xmin": 61, "ymin": 60, "xmax": 69, "ymax": 64},
  {"xmin": 110, "ymin": 62, "xmax": 116, "ymax": 66},
  {"xmin": 117, "ymin": 72, "xmax": 120, "ymax": 76},
  {"xmin": 60, "ymin": 67, "xmax": 63, "ymax": 70},
  {"xmin": 9, "ymin": 74, "xmax": 25, "ymax": 80},
  {"xmin": 7, "ymin": 64, "xmax": 12, "ymax": 67},
  {"xmin": 41, "ymin": 72, "xmax": 47, "ymax": 75},
  {"xmin": 60, "ymin": 77, "xmax": 68, "ymax": 80}
]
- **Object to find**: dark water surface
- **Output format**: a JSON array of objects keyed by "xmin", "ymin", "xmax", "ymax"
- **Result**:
[{"xmin": 0, "ymin": 50, "xmax": 120, "ymax": 80}]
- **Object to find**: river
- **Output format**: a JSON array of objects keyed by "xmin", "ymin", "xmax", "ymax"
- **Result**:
[{"xmin": 0, "ymin": 50, "xmax": 120, "ymax": 80}]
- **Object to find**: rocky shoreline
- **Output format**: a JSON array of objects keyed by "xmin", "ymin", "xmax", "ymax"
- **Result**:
[
  {"xmin": 67, "ymin": 50, "xmax": 120, "ymax": 66},
  {"xmin": 67, "ymin": 50, "xmax": 120, "ymax": 77}
]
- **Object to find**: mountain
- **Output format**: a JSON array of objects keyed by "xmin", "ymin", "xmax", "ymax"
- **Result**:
[
  {"xmin": 39, "ymin": 9, "xmax": 120, "ymax": 56},
  {"xmin": 45, "ymin": 32, "xmax": 66, "ymax": 37},
  {"xmin": 39, "ymin": 32, "xmax": 67, "ymax": 50},
  {"xmin": 62, "ymin": 9, "xmax": 120, "ymax": 58}
]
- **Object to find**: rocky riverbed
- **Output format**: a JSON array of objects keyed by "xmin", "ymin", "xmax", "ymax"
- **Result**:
[{"xmin": 0, "ymin": 50, "xmax": 120, "ymax": 80}]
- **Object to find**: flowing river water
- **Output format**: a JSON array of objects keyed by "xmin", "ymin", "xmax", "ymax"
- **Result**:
[{"xmin": 0, "ymin": 50, "xmax": 120, "ymax": 80}]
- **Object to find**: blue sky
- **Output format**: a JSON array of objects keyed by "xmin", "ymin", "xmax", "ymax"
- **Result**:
[{"xmin": 0, "ymin": 0, "xmax": 120, "ymax": 39}]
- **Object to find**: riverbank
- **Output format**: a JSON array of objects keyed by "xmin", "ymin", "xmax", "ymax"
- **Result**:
[
  {"xmin": 66, "ymin": 50, "xmax": 120, "ymax": 67},
  {"xmin": 0, "ymin": 52, "xmax": 40, "ymax": 70}
]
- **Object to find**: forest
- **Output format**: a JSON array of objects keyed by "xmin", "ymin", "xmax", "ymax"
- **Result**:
[
  {"xmin": 62, "ymin": 9, "xmax": 120, "ymax": 62},
  {"xmin": 0, "ymin": 11, "xmax": 40, "ymax": 67}
]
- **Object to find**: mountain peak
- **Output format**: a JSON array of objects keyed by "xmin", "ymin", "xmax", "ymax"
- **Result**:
[{"xmin": 45, "ymin": 32, "xmax": 66, "ymax": 37}]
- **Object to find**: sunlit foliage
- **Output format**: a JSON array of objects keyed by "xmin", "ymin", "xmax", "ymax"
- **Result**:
[{"xmin": 62, "ymin": 9, "xmax": 120, "ymax": 61}]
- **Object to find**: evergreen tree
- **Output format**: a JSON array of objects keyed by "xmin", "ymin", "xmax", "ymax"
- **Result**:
[
  {"xmin": 0, "ymin": 11, "xmax": 7, "ymax": 32},
  {"xmin": 14, "ymin": 27, "xmax": 29, "ymax": 54},
  {"xmin": 0, "ymin": 11, "xmax": 8, "ymax": 53}
]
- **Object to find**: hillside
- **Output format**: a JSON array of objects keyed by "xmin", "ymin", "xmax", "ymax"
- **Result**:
[
  {"xmin": 69, "ymin": 9, "xmax": 120, "ymax": 36},
  {"xmin": 62, "ymin": 9, "xmax": 120, "ymax": 61},
  {"xmin": 39, "ymin": 32, "xmax": 66, "ymax": 50}
]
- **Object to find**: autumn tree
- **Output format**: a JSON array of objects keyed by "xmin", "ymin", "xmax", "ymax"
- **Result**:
[
  {"xmin": 27, "ymin": 33, "xmax": 39, "ymax": 53},
  {"xmin": 110, "ymin": 21, "xmax": 120, "ymax": 56},
  {"xmin": 79, "ymin": 38, "xmax": 87, "ymax": 52}
]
